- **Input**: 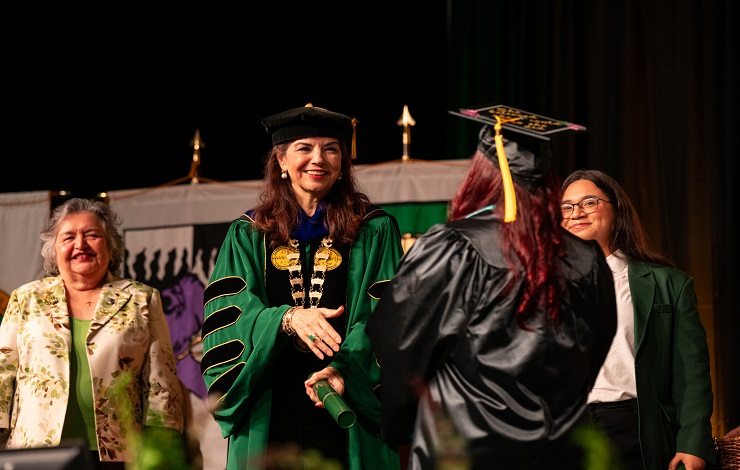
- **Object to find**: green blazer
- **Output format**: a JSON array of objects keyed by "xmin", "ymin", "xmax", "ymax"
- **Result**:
[{"xmin": 630, "ymin": 259, "xmax": 716, "ymax": 470}]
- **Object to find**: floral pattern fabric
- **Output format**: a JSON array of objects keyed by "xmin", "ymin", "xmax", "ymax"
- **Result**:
[{"xmin": 0, "ymin": 275, "xmax": 183, "ymax": 462}]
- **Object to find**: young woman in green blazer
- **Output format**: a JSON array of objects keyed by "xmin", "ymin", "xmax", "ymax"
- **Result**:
[{"xmin": 561, "ymin": 169, "xmax": 715, "ymax": 470}]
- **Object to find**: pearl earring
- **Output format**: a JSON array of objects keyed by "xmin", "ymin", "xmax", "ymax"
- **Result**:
[{"xmin": 281, "ymin": 170, "xmax": 288, "ymax": 180}]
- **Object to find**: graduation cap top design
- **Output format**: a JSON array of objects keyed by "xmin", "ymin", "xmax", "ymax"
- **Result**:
[
  {"xmin": 449, "ymin": 104, "xmax": 587, "ymax": 222},
  {"xmin": 449, "ymin": 104, "xmax": 587, "ymax": 141}
]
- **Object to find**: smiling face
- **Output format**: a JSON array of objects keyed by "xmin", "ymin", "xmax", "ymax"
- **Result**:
[
  {"xmin": 561, "ymin": 179, "xmax": 615, "ymax": 256},
  {"xmin": 277, "ymin": 137, "xmax": 343, "ymax": 213},
  {"xmin": 55, "ymin": 211, "xmax": 111, "ymax": 286}
]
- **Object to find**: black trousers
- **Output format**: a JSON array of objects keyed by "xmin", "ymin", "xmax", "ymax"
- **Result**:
[{"xmin": 588, "ymin": 399, "xmax": 644, "ymax": 470}]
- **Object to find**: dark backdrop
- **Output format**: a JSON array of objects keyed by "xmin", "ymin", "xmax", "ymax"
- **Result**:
[
  {"xmin": 5, "ymin": 2, "xmax": 448, "ymax": 195},
  {"xmin": 4, "ymin": 0, "xmax": 737, "ymax": 437}
]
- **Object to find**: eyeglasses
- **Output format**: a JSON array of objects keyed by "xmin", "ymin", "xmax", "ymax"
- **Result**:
[{"xmin": 560, "ymin": 196, "xmax": 611, "ymax": 217}]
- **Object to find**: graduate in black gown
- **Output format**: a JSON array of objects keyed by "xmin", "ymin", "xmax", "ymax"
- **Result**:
[{"xmin": 367, "ymin": 108, "xmax": 618, "ymax": 470}]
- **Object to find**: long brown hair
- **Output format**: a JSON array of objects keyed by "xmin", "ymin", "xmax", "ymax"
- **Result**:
[
  {"xmin": 562, "ymin": 169, "xmax": 674, "ymax": 266},
  {"xmin": 251, "ymin": 141, "xmax": 372, "ymax": 247},
  {"xmin": 449, "ymin": 150, "xmax": 565, "ymax": 327}
]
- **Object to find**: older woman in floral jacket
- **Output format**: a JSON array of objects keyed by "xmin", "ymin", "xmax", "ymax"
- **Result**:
[{"xmin": 0, "ymin": 198, "xmax": 183, "ymax": 467}]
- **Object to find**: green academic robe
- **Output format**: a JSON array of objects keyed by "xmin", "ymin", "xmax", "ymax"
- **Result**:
[{"xmin": 201, "ymin": 208, "xmax": 403, "ymax": 470}]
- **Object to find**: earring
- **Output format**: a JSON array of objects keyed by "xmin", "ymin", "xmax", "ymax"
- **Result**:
[
  {"xmin": 337, "ymin": 172, "xmax": 343, "ymax": 180},
  {"xmin": 281, "ymin": 169, "xmax": 288, "ymax": 180}
]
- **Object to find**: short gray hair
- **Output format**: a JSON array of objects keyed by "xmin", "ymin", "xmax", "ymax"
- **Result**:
[{"xmin": 39, "ymin": 198, "xmax": 125, "ymax": 277}]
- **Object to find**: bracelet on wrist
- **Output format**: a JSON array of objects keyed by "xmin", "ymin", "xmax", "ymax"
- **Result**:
[{"xmin": 282, "ymin": 307, "xmax": 298, "ymax": 336}]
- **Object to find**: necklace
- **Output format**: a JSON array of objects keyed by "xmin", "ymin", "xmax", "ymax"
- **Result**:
[
  {"xmin": 273, "ymin": 236, "xmax": 342, "ymax": 352},
  {"xmin": 286, "ymin": 236, "xmax": 342, "ymax": 309}
]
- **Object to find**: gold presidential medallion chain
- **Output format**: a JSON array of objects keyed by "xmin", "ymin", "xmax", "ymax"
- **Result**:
[{"xmin": 271, "ymin": 236, "xmax": 342, "ymax": 352}]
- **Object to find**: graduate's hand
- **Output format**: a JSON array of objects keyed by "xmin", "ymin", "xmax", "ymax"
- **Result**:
[{"xmin": 291, "ymin": 305, "xmax": 344, "ymax": 360}]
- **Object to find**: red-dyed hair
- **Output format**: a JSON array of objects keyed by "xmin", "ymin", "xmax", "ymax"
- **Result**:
[{"xmin": 448, "ymin": 150, "xmax": 565, "ymax": 328}]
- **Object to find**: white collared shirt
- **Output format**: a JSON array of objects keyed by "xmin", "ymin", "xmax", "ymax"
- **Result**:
[{"xmin": 588, "ymin": 250, "xmax": 637, "ymax": 403}]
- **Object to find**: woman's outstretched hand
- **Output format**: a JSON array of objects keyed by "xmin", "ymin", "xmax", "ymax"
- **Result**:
[{"xmin": 291, "ymin": 305, "xmax": 345, "ymax": 359}]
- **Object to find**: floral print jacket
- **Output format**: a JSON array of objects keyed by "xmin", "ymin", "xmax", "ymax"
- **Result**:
[{"xmin": 0, "ymin": 274, "xmax": 183, "ymax": 462}]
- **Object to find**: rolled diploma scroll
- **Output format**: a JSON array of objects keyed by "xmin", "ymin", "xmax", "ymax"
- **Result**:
[{"xmin": 310, "ymin": 378, "xmax": 356, "ymax": 429}]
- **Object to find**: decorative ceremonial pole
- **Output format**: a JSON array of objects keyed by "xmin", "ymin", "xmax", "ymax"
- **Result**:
[
  {"xmin": 189, "ymin": 129, "xmax": 205, "ymax": 184},
  {"xmin": 396, "ymin": 105, "xmax": 416, "ymax": 162}
]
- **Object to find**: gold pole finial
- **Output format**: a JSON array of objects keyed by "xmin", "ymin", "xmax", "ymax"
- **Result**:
[
  {"xmin": 189, "ymin": 129, "xmax": 205, "ymax": 184},
  {"xmin": 397, "ymin": 105, "xmax": 416, "ymax": 162}
]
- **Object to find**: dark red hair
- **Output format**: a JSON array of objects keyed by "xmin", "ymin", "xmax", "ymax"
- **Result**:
[{"xmin": 449, "ymin": 150, "xmax": 565, "ymax": 327}]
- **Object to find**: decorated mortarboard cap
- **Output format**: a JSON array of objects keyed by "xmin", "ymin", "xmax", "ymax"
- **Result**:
[
  {"xmin": 449, "ymin": 104, "xmax": 586, "ymax": 222},
  {"xmin": 449, "ymin": 104, "xmax": 587, "ymax": 141},
  {"xmin": 262, "ymin": 103, "xmax": 358, "ymax": 159}
]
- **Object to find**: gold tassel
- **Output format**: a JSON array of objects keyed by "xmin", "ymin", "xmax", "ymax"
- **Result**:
[
  {"xmin": 351, "ymin": 117, "xmax": 358, "ymax": 160},
  {"xmin": 494, "ymin": 116, "xmax": 517, "ymax": 222}
]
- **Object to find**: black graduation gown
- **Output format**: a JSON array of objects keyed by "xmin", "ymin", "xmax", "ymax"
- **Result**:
[{"xmin": 367, "ymin": 208, "xmax": 617, "ymax": 470}]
